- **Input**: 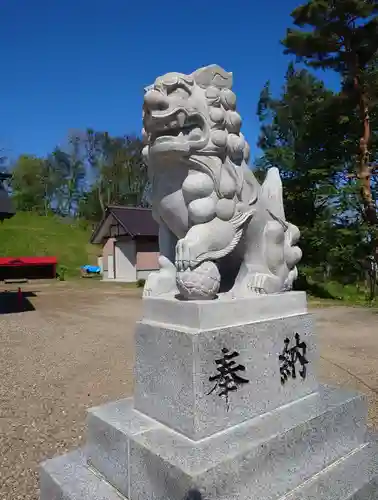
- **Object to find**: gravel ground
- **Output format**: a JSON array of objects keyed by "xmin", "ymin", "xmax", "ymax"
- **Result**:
[
  {"xmin": 316, "ymin": 306, "xmax": 378, "ymax": 429},
  {"xmin": 0, "ymin": 283, "xmax": 377, "ymax": 500}
]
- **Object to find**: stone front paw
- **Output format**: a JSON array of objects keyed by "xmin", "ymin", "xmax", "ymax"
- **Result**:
[
  {"xmin": 175, "ymin": 219, "xmax": 236, "ymax": 272},
  {"xmin": 175, "ymin": 238, "xmax": 198, "ymax": 272},
  {"xmin": 247, "ymin": 272, "xmax": 282, "ymax": 295},
  {"xmin": 143, "ymin": 256, "xmax": 178, "ymax": 297},
  {"xmin": 143, "ymin": 271, "xmax": 160, "ymax": 297},
  {"xmin": 247, "ymin": 273, "xmax": 270, "ymax": 294},
  {"xmin": 232, "ymin": 272, "xmax": 278, "ymax": 297}
]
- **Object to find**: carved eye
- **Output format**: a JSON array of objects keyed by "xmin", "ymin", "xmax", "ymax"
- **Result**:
[{"xmin": 167, "ymin": 85, "xmax": 190, "ymax": 99}]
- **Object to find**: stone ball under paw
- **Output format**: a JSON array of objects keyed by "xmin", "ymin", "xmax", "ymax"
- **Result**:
[{"xmin": 176, "ymin": 261, "xmax": 221, "ymax": 300}]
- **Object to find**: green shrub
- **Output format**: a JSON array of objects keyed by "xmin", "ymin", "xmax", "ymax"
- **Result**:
[
  {"xmin": 57, "ymin": 265, "xmax": 68, "ymax": 281},
  {"xmin": 137, "ymin": 279, "xmax": 146, "ymax": 288}
]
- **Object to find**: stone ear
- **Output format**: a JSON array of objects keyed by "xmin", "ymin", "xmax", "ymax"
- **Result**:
[{"xmin": 192, "ymin": 64, "xmax": 233, "ymax": 89}]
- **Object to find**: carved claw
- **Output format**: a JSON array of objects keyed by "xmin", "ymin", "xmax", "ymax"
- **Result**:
[
  {"xmin": 175, "ymin": 238, "xmax": 194, "ymax": 272},
  {"xmin": 175, "ymin": 217, "xmax": 240, "ymax": 272},
  {"xmin": 247, "ymin": 273, "xmax": 269, "ymax": 294}
]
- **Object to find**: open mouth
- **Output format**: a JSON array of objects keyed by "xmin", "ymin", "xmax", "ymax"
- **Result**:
[{"xmin": 145, "ymin": 110, "xmax": 205, "ymax": 145}]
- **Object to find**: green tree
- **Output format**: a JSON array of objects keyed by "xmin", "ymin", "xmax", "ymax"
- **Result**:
[
  {"xmin": 82, "ymin": 130, "xmax": 149, "ymax": 220},
  {"xmin": 77, "ymin": 187, "xmax": 103, "ymax": 223},
  {"xmin": 256, "ymin": 64, "xmax": 367, "ymax": 280},
  {"xmin": 282, "ymin": 0, "xmax": 378, "ymax": 243},
  {"xmin": 49, "ymin": 133, "xmax": 86, "ymax": 216},
  {"xmin": 11, "ymin": 154, "xmax": 56, "ymax": 214},
  {"xmin": 9, "ymin": 129, "xmax": 149, "ymax": 222}
]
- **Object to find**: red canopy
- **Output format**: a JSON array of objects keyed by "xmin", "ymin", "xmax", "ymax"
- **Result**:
[{"xmin": 0, "ymin": 257, "xmax": 57, "ymax": 266}]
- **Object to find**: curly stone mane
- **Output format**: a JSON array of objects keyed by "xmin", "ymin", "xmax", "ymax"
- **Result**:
[{"xmin": 203, "ymin": 84, "xmax": 251, "ymax": 167}]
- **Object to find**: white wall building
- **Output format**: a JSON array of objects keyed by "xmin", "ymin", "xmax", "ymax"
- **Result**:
[{"xmin": 90, "ymin": 206, "xmax": 159, "ymax": 283}]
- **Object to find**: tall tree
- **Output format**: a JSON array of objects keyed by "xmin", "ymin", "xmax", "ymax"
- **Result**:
[
  {"xmin": 49, "ymin": 133, "xmax": 86, "ymax": 216},
  {"xmin": 282, "ymin": 0, "xmax": 378, "ymax": 253},
  {"xmin": 8, "ymin": 129, "xmax": 149, "ymax": 222},
  {"xmin": 11, "ymin": 155, "xmax": 56, "ymax": 214},
  {"xmin": 257, "ymin": 64, "xmax": 367, "ymax": 280},
  {"xmin": 82, "ymin": 130, "xmax": 149, "ymax": 220}
]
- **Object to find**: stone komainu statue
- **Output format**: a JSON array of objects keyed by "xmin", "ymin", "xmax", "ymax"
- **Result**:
[{"xmin": 142, "ymin": 65, "xmax": 302, "ymax": 300}]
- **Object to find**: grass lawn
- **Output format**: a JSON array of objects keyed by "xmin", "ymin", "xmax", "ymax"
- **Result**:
[{"xmin": 0, "ymin": 211, "xmax": 99, "ymax": 278}]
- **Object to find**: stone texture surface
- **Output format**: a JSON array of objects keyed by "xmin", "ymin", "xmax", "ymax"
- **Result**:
[
  {"xmin": 38, "ymin": 291, "xmax": 378, "ymax": 500},
  {"xmin": 135, "ymin": 310, "xmax": 318, "ymax": 439},
  {"xmin": 84, "ymin": 387, "xmax": 369, "ymax": 500},
  {"xmin": 39, "ymin": 450, "xmax": 124, "ymax": 500},
  {"xmin": 39, "ymin": 439, "xmax": 378, "ymax": 500},
  {"xmin": 350, "ymin": 476, "xmax": 378, "ymax": 500},
  {"xmin": 141, "ymin": 291, "xmax": 307, "ymax": 330},
  {"xmin": 86, "ymin": 398, "xmax": 161, "ymax": 497},
  {"xmin": 277, "ymin": 436, "xmax": 378, "ymax": 500}
]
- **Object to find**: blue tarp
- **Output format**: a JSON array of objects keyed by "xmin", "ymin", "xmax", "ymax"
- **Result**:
[{"xmin": 81, "ymin": 265, "xmax": 101, "ymax": 274}]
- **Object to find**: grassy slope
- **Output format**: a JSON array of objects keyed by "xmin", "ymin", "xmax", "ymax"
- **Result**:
[
  {"xmin": 0, "ymin": 212, "xmax": 99, "ymax": 277},
  {"xmin": 1, "ymin": 213, "xmax": 376, "ymax": 301}
]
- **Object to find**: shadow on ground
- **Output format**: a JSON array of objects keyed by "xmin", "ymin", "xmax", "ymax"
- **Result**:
[
  {"xmin": 0, "ymin": 290, "xmax": 37, "ymax": 314},
  {"xmin": 294, "ymin": 274, "xmax": 340, "ymax": 300}
]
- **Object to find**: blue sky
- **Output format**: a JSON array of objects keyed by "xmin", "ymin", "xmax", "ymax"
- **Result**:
[{"xmin": 0, "ymin": 0, "xmax": 340, "ymax": 163}]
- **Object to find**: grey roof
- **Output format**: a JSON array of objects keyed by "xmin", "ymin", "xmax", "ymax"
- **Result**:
[
  {"xmin": 90, "ymin": 205, "xmax": 158, "ymax": 243},
  {"xmin": 109, "ymin": 206, "xmax": 158, "ymax": 237}
]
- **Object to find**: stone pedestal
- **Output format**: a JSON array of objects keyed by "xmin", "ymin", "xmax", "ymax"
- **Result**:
[{"xmin": 40, "ymin": 292, "xmax": 378, "ymax": 499}]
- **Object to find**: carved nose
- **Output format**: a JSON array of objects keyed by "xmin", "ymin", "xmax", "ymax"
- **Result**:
[{"xmin": 144, "ymin": 90, "xmax": 169, "ymax": 111}]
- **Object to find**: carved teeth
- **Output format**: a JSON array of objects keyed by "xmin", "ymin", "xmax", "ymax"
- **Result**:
[
  {"xmin": 177, "ymin": 112, "xmax": 186, "ymax": 127},
  {"xmin": 147, "ymin": 111, "xmax": 204, "ymax": 143}
]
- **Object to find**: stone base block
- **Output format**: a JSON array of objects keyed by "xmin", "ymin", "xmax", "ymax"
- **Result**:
[
  {"xmin": 141, "ymin": 291, "xmax": 308, "ymax": 330},
  {"xmin": 135, "ymin": 293, "xmax": 318, "ymax": 439},
  {"xmin": 39, "ymin": 450, "xmax": 125, "ymax": 500},
  {"xmin": 39, "ymin": 442, "xmax": 378, "ymax": 500},
  {"xmin": 84, "ymin": 386, "xmax": 372, "ymax": 500},
  {"xmin": 39, "ymin": 290, "xmax": 378, "ymax": 500},
  {"xmin": 277, "ymin": 438, "xmax": 378, "ymax": 500}
]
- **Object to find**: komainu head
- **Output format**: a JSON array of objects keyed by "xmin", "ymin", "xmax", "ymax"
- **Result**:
[{"xmin": 142, "ymin": 64, "xmax": 250, "ymax": 165}]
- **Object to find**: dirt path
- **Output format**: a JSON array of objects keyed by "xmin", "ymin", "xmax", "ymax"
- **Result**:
[
  {"xmin": 315, "ymin": 306, "xmax": 378, "ymax": 429},
  {"xmin": 0, "ymin": 284, "xmax": 377, "ymax": 499},
  {"xmin": 0, "ymin": 284, "xmax": 140, "ymax": 500}
]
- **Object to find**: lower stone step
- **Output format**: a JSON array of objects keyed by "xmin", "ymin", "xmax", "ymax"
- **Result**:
[
  {"xmin": 40, "ymin": 441, "xmax": 378, "ymax": 500},
  {"xmin": 86, "ymin": 386, "xmax": 368, "ymax": 500},
  {"xmin": 277, "ymin": 436, "xmax": 378, "ymax": 500},
  {"xmin": 40, "ymin": 450, "xmax": 125, "ymax": 500}
]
